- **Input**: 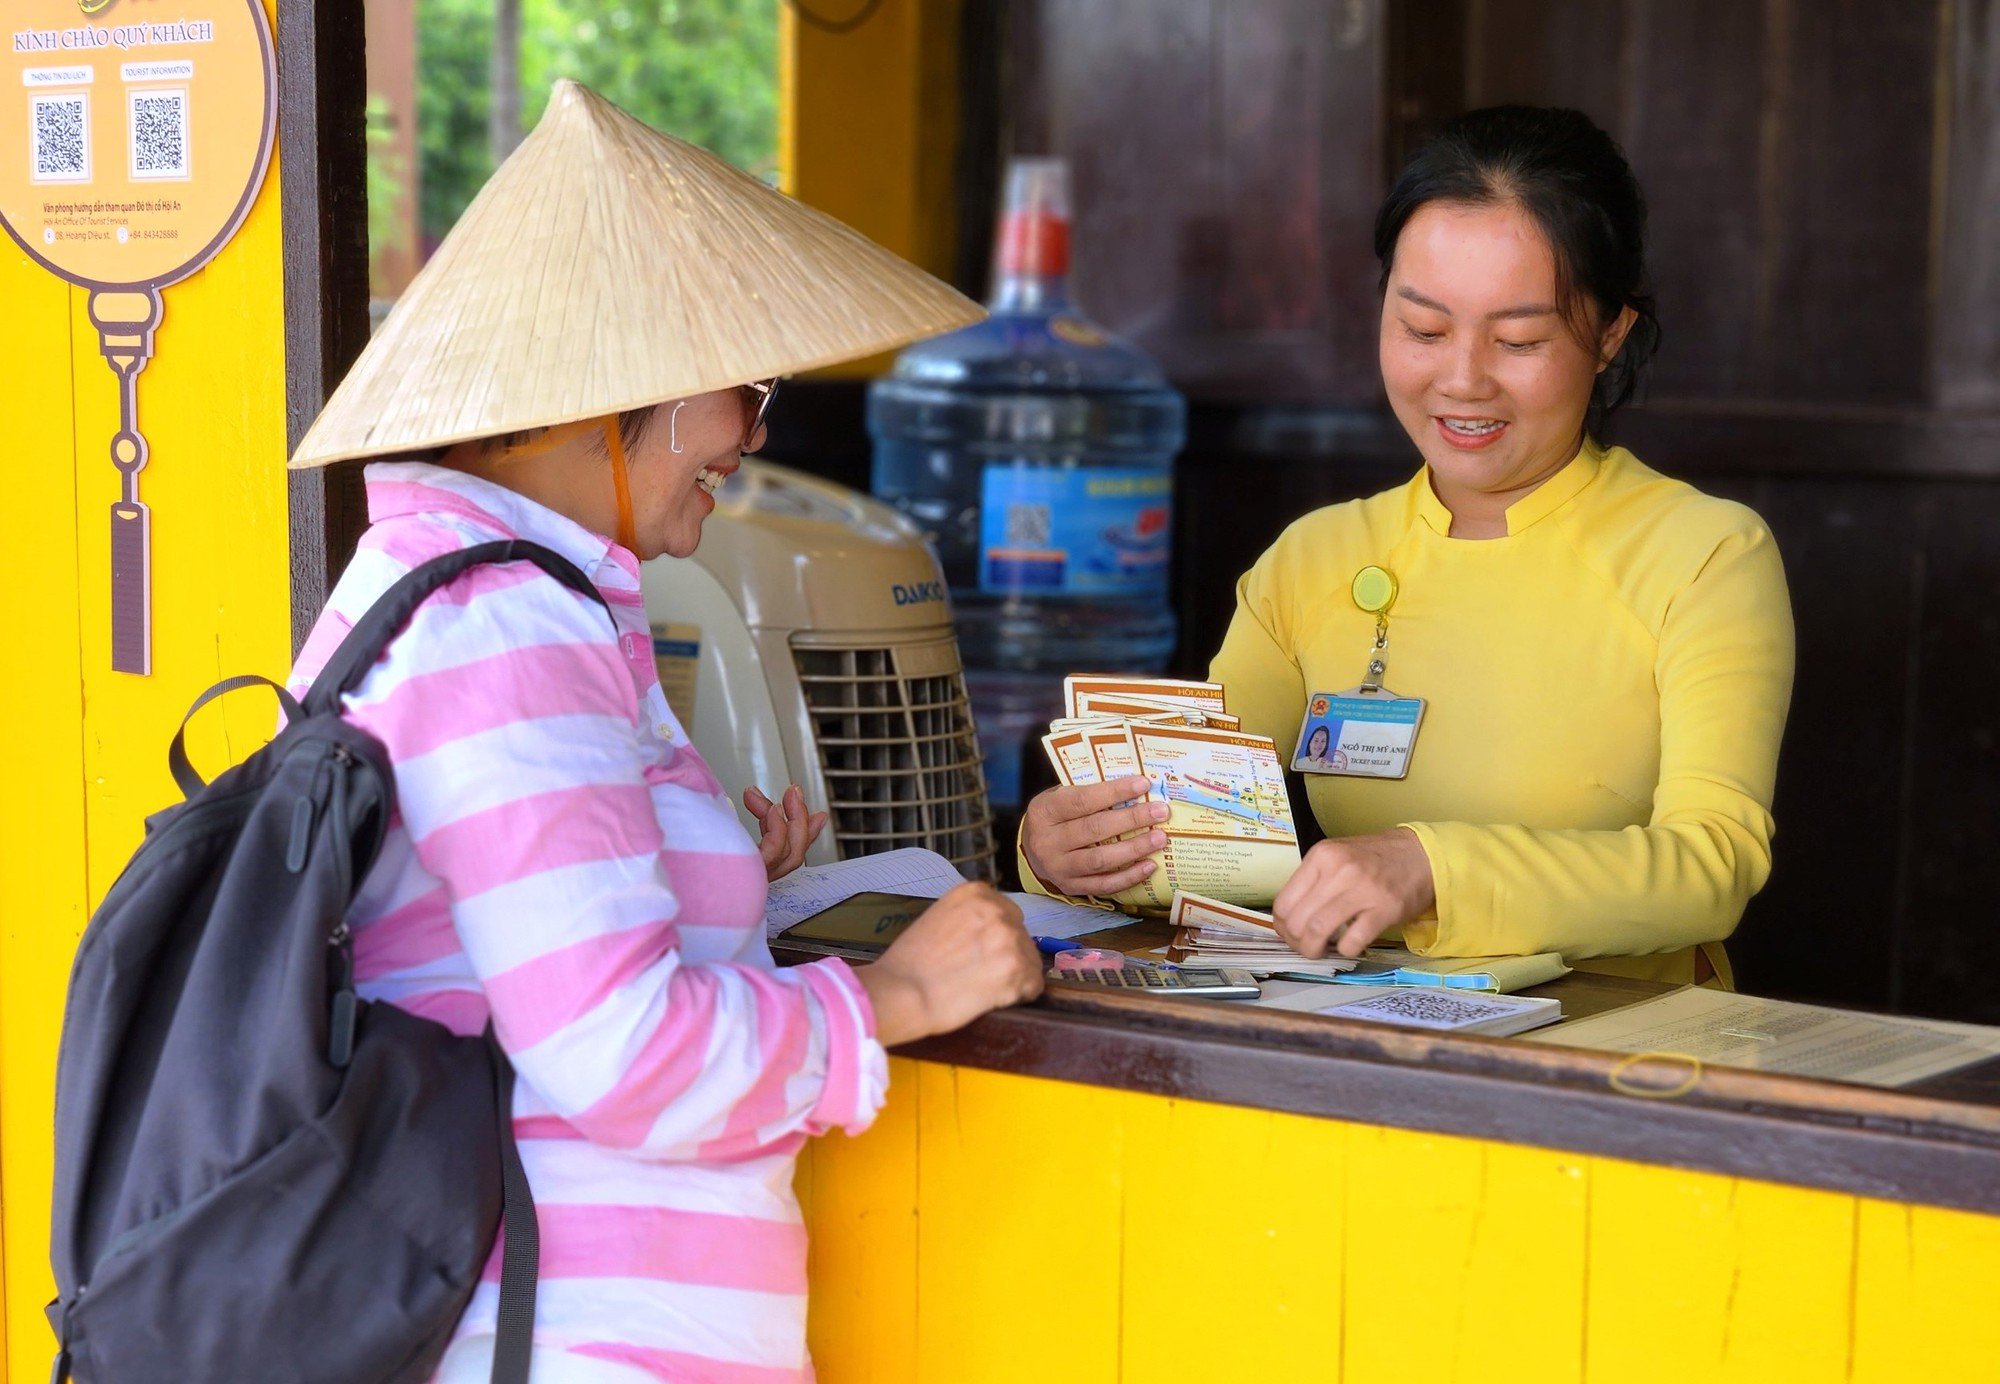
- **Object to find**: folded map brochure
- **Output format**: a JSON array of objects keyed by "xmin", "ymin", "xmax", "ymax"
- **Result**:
[
  {"xmin": 1063, "ymin": 675, "xmax": 1230, "ymax": 721},
  {"xmin": 1170, "ymin": 892, "xmax": 1569, "ymax": 990},
  {"xmin": 1043, "ymin": 680, "xmax": 1300, "ymax": 913},
  {"xmin": 1169, "ymin": 891, "xmax": 1354, "ymax": 977},
  {"xmin": 1070, "ymin": 691, "xmax": 1241, "ymax": 730}
]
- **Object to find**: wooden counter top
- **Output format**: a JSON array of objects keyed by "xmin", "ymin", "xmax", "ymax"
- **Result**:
[{"xmin": 781, "ymin": 920, "xmax": 2000, "ymax": 1216}]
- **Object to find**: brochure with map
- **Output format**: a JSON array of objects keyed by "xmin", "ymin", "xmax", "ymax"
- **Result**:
[
  {"xmin": 1063, "ymin": 675, "xmax": 1229, "ymax": 720},
  {"xmin": 1072, "ymin": 691, "xmax": 1242, "ymax": 729},
  {"xmin": 1039, "ymin": 722, "xmax": 1175, "ymax": 909},
  {"xmin": 1039, "ymin": 681, "xmax": 1301, "ymax": 913},
  {"xmin": 1125, "ymin": 720, "xmax": 1299, "ymax": 906}
]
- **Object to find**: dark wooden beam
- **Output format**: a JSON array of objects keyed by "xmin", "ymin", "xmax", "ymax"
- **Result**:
[
  {"xmin": 279, "ymin": 0, "xmax": 373, "ymax": 653},
  {"xmin": 883, "ymin": 977, "xmax": 2000, "ymax": 1218}
]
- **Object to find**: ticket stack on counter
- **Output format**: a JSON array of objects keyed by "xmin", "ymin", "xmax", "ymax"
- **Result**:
[{"xmin": 1167, "ymin": 890, "xmax": 1355, "ymax": 977}]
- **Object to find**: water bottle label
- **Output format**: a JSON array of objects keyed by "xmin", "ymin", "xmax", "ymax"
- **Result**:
[{"xmin": 978, "ymin": 465, "xmax": 1172, "ymax": 595}]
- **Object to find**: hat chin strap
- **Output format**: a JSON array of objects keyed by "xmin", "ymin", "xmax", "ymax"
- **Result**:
[
  {"xmin": 602, "ymin": 419, "xmax": 639, "ymax": 554},
  {"xmin": 493, "ymin": 417, "xmax": 637, "ymax": 554}
]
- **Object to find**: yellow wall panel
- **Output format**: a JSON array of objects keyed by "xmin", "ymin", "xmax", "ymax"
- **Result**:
[
  {"xmin": 1343, "ymin": 1126, "xmax": 1587, "ymax": 1382},
  {"xmin": 781, "ymin": 0, "xmax": 963, "ymax": 378},
  {"xmin": 1703, "ymin": 1178, "xmax": 1858, "ymax": 1380},
  {"xmin": 912, "ymin": 1064, "xmax": 1126, "ymax": 1384},
  {"xmin": 0, "ymin": 4, "xmax": 290, "ymax": 1378},
  {"xmin": 781, "ymin": 0, "xmax": 922, "ymax": 260},
  {"xmin": 1585, "ymin": 1157, "xmax": 1857, "ymax": 1383},
  {"xmin": 800, "ymin": 1063, "xmax": 2000, "ymax": 1384},
  {"xmin": 0, "ymin": 251, "xmax": 87, "ymax": 1384},
  {"xmin": 1119, "ymin": 1099, "xmax": 1343, "ymax": 1382},
  {"xmin": 71, "ymin": 155, "xmax": 294, "ymax": 884},
  {"xmin": 801, "ymin": 1055, "xmax": 923, "ymax": 1382},
  {"xmin": 1852, "ymin": 1199, "xmax": 2000, "ymax": 1380}
]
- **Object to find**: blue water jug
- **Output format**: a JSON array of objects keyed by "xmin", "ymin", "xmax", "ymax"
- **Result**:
[{"xmin": 869, "ymin": 158, "xmax": 1187, "ymax": 807}]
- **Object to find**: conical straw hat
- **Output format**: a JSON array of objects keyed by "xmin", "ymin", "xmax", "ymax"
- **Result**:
[{"xmin": 291, "ymin": 80, "xmax": 983, "ymax": 468}]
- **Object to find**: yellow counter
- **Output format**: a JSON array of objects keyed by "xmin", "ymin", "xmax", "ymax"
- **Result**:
[{"xmin": 792, "ymin": 983, "xmax": 2000, "ymax": 1384}]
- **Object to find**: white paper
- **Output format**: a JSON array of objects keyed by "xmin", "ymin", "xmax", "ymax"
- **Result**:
[
  {"xmin": 1013, "ymin": 893, "xmax": 1120, "ymax": 940},
  {"xmin": 1525, "ymin": 986, "xmax": 2000, "ymax": 1088},
  {"xmin": 763, "ymin": 849, "xmax": 968, "ymax": 938},
  {"xmin": 762, "ymin": 848, "xmax": 1113, "ymax": 944}
]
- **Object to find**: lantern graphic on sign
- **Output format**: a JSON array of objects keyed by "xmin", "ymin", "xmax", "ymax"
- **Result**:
[{"xmin": 0, "ymin": 0, "xmax": 276, "ymax": 674}]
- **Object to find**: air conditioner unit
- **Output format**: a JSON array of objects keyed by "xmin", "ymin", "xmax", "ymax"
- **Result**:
[{"xmin": 638, "ymin": 459, "xmax": 997, "ymax": 879}]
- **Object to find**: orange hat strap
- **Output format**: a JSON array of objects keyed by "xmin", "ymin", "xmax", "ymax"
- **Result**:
[
  {"xmin": 496, "ymin": 418, "xmax": 597, "ymax": 461},
  {"xmin": 496, "ymin": 417, "xmax": 638, "ymax": 553},
  {"xmin": 603, "ymin": 418, "xmax": 639, "ymax": 554}
]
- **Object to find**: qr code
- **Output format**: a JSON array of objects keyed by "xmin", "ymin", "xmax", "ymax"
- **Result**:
[
  {"xmin": 31, "ymin": 94, "xmax": 90, "ymax": 184},
  {"xmin": 1341, "ymin": 989, "xmax": 1513, "ymax": 1030},
  {"xmin": 130, "ymin": 90, "xmax": 189, "ymax": 180},
  {"xmin": 1004, "ymin": 503, "xmax": 1051, "ymax": 548}
]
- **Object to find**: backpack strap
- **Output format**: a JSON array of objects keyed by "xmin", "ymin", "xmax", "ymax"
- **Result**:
[
  {"xmin": 489, "ymin": 1039, "xmax": 539, "ymax": 1384},
  {"xmin": 304, "ymin": 540, "xmax": 615, "ymax": 716},
  {"xmin": 302, "ymin": 541, "xmax": 610, "ymax": 1382},
  {"xmin": 167, "ymin": 675, "xmax": 308, "ymax": 799}
]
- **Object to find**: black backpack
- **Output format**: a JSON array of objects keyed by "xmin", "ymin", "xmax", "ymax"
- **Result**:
[{"xmin": 48, "ymin": 540, "xmax": 611, "ymax": 1384}]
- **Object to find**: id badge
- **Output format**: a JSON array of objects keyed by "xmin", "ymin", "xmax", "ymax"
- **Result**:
[{"xmin": 1292, "ymin": 688, "xmax": 1425, "ymax": 779}]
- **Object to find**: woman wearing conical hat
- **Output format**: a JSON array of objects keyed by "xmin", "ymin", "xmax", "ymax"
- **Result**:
[{"xmin": 289, "ymin": 82, "xmax": 1042, "ymax": 1382}]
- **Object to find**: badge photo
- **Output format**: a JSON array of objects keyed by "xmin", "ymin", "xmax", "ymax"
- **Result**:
[{"xmin": 1292, "ymin": 690, "xmax": 1426, "ymax": 779}]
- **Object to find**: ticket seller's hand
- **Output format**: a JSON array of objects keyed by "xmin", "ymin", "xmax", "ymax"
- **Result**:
[
  {"xmin": 744, "ymin": 785, "xmax": 828, "ymax": 883},
  {"xmin": 1020, "ymin": 779, "xmax": 1170, "ymax": 896},
  {"xmin": 854, "ymin": 882, "xmax": 1043, "ymax": 1046},
  {"xmin": 1270, "ymin": 829, "xmax": 1438, "ymax": 959}
]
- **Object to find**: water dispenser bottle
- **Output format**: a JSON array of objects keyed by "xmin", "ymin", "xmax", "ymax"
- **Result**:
[{"xmin": 869, "ymin": 157, "xmax": 1187, "ymax": 809}]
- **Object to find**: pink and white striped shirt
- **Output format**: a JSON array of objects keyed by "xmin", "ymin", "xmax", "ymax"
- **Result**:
[{"xmin": 289, "ymin": 461, "xmax": 887, "ymax": 1383}]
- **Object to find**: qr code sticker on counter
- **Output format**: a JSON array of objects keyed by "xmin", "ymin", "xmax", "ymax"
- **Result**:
[
  {"xmin": 1338, "ymin": 989, "xmax": 1513, "ymax": 1030},
  {"xmin": 31, "ymin": 94, "xmax": 90, "ymax": 184},
  {"xmin": 130, "ymin": 89, "xmax": 190, "ymax": 180}
]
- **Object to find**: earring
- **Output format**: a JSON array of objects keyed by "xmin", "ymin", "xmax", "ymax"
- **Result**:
[{"xmin": 669, "ymin": 400, "xmax": 687, "ymax": 454}]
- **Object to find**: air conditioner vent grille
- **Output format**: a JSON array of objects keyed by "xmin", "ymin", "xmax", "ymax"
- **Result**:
[{"xmin": 791, "ymin": 637, "xmax": 996, "ymax": 879}]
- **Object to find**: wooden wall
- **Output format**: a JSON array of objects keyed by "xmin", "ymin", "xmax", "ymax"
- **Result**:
[{"xmin": 906, "ymin": 0, "xmax": 2000, "ymax": 1020}]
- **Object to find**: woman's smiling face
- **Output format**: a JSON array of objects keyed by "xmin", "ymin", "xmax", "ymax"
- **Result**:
[
  {"xmin": 1378, "ymin": 200, "xmax": 1631, "ymax": 529},
  {"xmin": 626, "ymin": 388, "xmax": 768, "ymax": 559}
]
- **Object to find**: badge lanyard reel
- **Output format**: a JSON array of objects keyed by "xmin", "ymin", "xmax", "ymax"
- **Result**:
[{"xmin": 1290, "ymin": 565, "xmax": 1426, "ymax": 779}]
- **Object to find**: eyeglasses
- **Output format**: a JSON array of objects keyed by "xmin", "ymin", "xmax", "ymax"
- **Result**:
[{"xmin": 741, "ymin": 378, "xmax": 780, "ymax": 451}]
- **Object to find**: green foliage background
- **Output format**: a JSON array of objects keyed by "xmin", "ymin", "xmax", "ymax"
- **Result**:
[{"xmin": 414, "ymin": 0, "xmax": 779, "ymax": 247}]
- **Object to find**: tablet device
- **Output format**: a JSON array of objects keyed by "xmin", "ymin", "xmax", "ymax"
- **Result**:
[{"xmin": 772, "ymin": 891, "xmax": 934, "ymax": 960}]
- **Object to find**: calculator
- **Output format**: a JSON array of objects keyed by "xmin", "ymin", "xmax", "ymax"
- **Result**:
[{"xmin": 1047, "ymin": 965, "xmax": 1261, "ymax": 1000}]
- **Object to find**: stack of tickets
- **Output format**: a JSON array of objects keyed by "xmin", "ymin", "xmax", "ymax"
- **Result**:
[
  {"xmin": 1169, "ymin": 891, "xmax": 1356, "ymax": 977},
  {"xmin": 1041, "ymin": 676, "xmax": 1302, "ymax": 914}
]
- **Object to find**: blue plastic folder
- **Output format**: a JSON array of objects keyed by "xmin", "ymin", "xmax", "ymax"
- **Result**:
[{"xmin": 1291, "ymin": 950, "xmax": 1570, "ymax": 994}]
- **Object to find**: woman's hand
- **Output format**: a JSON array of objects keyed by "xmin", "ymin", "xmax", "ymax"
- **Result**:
[
  {"xmin": 853, "ymin": 882, "xmax": 1044, "ymax": 1046},
  {"xmin": 1020, "ymin": 778, "xmax": 1170, "ymax": 897},
  {"xmin": 744, "ymin": 785, "xmax": 828, "ymax": 882},
  {"xmin": 1270, "ymin": 829, "xmax": 1437, "ymax": 959}
]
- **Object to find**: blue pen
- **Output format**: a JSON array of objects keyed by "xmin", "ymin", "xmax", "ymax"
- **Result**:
[{"xmin": 1032, "ymin": 935, "xmax": 1083, "ymax": 956}]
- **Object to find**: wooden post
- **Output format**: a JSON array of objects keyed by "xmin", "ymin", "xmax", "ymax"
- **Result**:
[{"xmin": 280, "ymin": 0, "xmax": 373, "ymax": 650}]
